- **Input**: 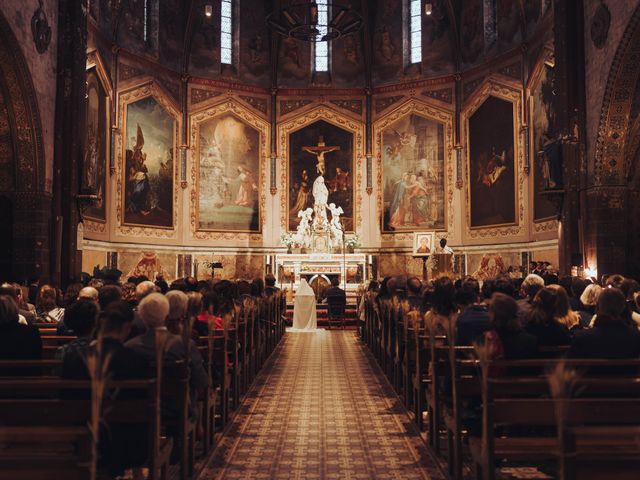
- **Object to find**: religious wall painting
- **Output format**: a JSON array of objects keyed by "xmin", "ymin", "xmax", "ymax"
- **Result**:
[
  {"xmin": 239, "ymin": 2, "xmax": 269, "ymax": 85},
  {"xmin": 460, "ymin": 0, "xmax": 484, "ymax": 66},
  {"xmin": 422, "ymin": 0, "xmax": 455, "ymax": 76},
  {"xmin": 197, "ymin": 113, "xmax": 261, "ymax": 232},
  {"xmin": 382, "ymin": 114, "xmax": 446, "ymax": 232},
  {"xmin": 278, "ymin": 36, "xmax": 311, "ymax": 86},
  {"xmin": 468, "ymin": 95, "xmax": 516, "ymax": 228},
  {"xmin": 531, "ymin": 62, "xmax": 561, "ymax": 220},
  {"xmin": 372, "ymin": 0, "xmax": 403, "ymax": 84},
  {"xmin": 413, "ymin": 232, "xmax": 435, "ymax": 256},
  {"xmin": 123, "ymin": 96, "xmax": 175, "ymax": 228},
  {"xmin": 82, "ymin": 69, "xmax": 108, "ymax": 221},
  {"xmin": 288, "ymin": 120, "xmax": 354, "ymax": 232},
  {"xmin": 497, "ymin": 0, "xmax": 521, "ymax": 49}
]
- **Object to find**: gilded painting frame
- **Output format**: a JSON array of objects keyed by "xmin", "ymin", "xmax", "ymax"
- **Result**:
[
  {"xmin": 83, "ymin": 50, "xmax": 112, "ymax": 232},
  {"xmin": 528, "ymin": 46, "xmax": 560, "ymax": 229},
  {"xmin": 462, "ymin": 80, "xmax": 524, "ymax": 239},
  {"xmin": 373, "ymin": 99, "xmax": 455, "ymax": 241},
  {"xmin": 115, "ymin": 81, "xmax": 181, "ymax": 238},
  {"xmin": 277, "ymin": 105, "xmax": 364, "ymax": 233},
  {"xmin": 189, "ymin": 99, "xmax": 268, "ymax": 240}
]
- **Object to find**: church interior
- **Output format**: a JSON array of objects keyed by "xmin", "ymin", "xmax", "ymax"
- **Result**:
[{"xmin": 1, "ymin": 0, "xmax": 640, "ymax": 478}]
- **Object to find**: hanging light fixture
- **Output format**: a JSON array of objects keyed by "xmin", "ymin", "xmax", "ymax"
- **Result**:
[
  {"xmin": 425, "ymin": 3, "xmax": 433, "ymax": 15},
  {"xmin": 266, "ymin": 1, "xmax": 363, "ymax": 42},
  {"xmin": 204, "ymin": 4, "xmax": 213, "ymax": 17}
]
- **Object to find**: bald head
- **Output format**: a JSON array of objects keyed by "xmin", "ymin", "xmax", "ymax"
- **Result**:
[
  {"xmin": 78, "ymin": 286, "xmax": 99, "ymax": 302},
  {"xmin": 136, "ymin": 281, "xmax": 158, "ymax": 302}
]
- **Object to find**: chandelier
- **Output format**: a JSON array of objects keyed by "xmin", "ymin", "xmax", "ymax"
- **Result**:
[{"xmin": 266, "ymin": 1, "xmax": 363, "ymax": 42}]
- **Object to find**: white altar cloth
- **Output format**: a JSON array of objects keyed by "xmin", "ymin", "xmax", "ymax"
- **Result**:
[{"xmin": 290, "ymin": 279, "xmax": 317, "ymax": 331}]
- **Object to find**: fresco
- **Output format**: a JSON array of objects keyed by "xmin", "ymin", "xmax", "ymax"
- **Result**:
[
  {"xmin": 468, "ymin": 96, "xmax": 516, "ymax": 228},
  {"xmin": 382, "ymin": 114, "xmax": 446, "ymax": 232},
  {"xmin": 497, "ymin": 0, "xmax": 521, "ymax": 49},
  {"xmin": 531, "ymin": 63, "xmax": 560, "ymax": 220},
  {"xmin": 372, "ymin": 0, "xmax": 403, "ymax": 84},
  {"xmin": 422, "ymin": 0, "xmax": 455, "ymax": 76},
  {"xmin": 197, "ymin": 113, "xmax": 261, "ymax": 232},
  {"xmin": 288, "ymin": 120, "xmax": 354, "ymax": 231},
  {"xmin": 460, "ymin": 0, "xmax": 484, "ymax": 66},
  {"xmin": 239, "ymin": 2, "xmax": 270, "ymax": 86},
  {"xmin": 124, "ymin": 96, "xmax": 174, "ymax": 228},
  {"xmin": 83, "ymin": 69, "xmax": 108, "ymax": 220}
]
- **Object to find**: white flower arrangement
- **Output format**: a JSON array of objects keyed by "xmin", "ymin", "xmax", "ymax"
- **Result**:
[
  {"xmin": 280, "ymin": 233, "xmax": 297, "ymax": 248},
  {"xmin": 344, "ymin": 234, "xmax": 361, "ymax": 249}
]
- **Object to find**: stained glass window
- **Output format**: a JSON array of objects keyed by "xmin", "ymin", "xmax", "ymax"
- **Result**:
[
  {"xmin": 221, "ymin": 0, "xmax": 233, "ymax": 64},
  {"xmin": 315, "ymin": 0, "xmax": 329, "ymax": 72},
  {"xmin": 410, "ymin": 0, "xmax": 422, "ymax": 64},
  {"xmin": 484, "ymin": 0, "xmax": 497, "ymax": 47},
  {"xmin": 143, "ymin": 0, "xmax": 149, "ymax": 43}
]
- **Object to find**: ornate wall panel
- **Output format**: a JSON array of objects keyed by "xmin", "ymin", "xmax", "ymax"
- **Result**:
[
  {"xmin": 83, "ymin": 50, "xmax": 112, "ymax": 231},
  {"xmin": 462, "ymin": 80, "xmax": 524, "ymax": 239},
  {"xmin": 278, "ymin": 106, "xmax": 364, "ymax": 233},
  {"xmin": 373, "ymin": 99, "xmax": 455, "ymax": 242},
  {"xmin": 115, "ymin": 82, "xmax": 181, "ymax": 239},
  {"xmin": 189, "ymin": 99, "xmax": 268, "ymax": 241}
]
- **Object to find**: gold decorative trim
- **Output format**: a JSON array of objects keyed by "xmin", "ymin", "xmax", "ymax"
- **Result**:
[
  {"xmin": 277, "ymin": 105, "xmax": 364, "ymax": 233},
  {"xmin": 527, "ymin": 47, "xmax": 558, "ymax": 224},
  {"xmin": 373, "ymin": 98, "xmax": 455, "ymax": 241},
  {"xmin": 115, "ymin": 82, "xmax": 181, "ymax": 239},
  {"xmin": 84, "ymin": 219, "xmax": 106, "ymax": 233},
  {"xmin": 83, "ymin": 50, "xmax": 112, "ymax": 225},
  {"xmin": 533, "ymin": 218, "xmax": 558, "ymax": 233},
  {"xmin": 461, "ymin": 79, "xmax": 524, "ymax": 239},
  {"xmin": 188, "ymin": 99, "xmax": 268, "ymax": 241}
]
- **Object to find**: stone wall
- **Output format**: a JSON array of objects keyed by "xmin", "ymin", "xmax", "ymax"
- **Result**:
[
  {"xmin": 2, "ymin": 1, "xmax": 58, "ymax": 191},
  {"xmin": 583, "ymin": 0, "xmax": 640, "ymax": 174}
]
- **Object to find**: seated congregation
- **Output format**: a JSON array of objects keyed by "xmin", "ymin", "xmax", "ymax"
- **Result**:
[
  {"xmin": 359, "ymin": 271, "xmax": 640, "ymax": 480},
  {"xmin": 0, "ymin": 275, "xmax": 286, "ymax": 479}
]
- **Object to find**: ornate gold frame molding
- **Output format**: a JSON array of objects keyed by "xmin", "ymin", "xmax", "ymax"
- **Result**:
[
  {"xmin": 527, "ymin": 46, "xmax": 559, "ymax": 234},
  {"xmin": 277, "ymin": 105, "xmax": 365, "ymax": 233},
  {"xmin": 462, "ymin": 79, "xmax": 525, "ymax": 239},
  {"xmin": 115, "ymin": 81, "xmax": 181, "ymax": 239},
  {"xmin": 188, "ymin": 98, "xmax": 269, "ymax": 241},
  {"xmin": 372, "ymin": 98, "xmax": 455, "ymax": 242},
  {"xmin": 83, "ymin": 49, "xmax": 113, "ymax": 233}
]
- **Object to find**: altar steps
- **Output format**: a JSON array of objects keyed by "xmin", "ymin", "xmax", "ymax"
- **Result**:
[{"xmin": 284, "ymin": 304, "xmax": 359, "ymax": 328}]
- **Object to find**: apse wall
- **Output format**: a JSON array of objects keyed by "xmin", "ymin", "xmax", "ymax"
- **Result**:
[{"xmin": 81, "ymin": 1, "xmax": 559, "ymax": 281}]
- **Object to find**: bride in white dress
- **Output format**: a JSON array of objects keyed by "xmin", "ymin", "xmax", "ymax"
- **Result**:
[{"xmin": 290, "ymin": 279, "xmax": 318, "ymax": 331}]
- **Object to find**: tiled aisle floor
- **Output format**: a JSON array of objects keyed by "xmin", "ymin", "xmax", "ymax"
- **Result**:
[{"xmin": 200, "ymin": 330, "xmax": 444, "ymax": 480}]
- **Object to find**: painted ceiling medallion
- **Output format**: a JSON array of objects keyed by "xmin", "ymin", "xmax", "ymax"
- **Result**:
[
  {"xmin": 591, "ymin": 3, "xmax": 611, "ymax": 49},
  {"xmin": 31, "ymin": 0, "xmax": 51, "ymax": 54}
]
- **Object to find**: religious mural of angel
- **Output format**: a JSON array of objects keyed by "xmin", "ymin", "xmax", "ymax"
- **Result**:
[{"xmin": 382, "ymin": 114, "xmax": 445, "ymax": 232}]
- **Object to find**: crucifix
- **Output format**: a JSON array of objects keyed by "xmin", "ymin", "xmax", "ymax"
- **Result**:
[{"xmin": 302, "ymin": 136, "xmax": 340, "ymax": 176}]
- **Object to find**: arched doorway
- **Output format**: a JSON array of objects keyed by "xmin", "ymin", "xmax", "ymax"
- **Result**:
[{"xmin": 0, "ymin": 11, "xmax": 49, "ymax": 282}]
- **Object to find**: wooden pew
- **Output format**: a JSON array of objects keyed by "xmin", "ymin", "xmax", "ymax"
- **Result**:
[
  {"xmin": 472, "ymin": 359, "xmax": 640, "ymax": 480},
  {"xmin": 0, "ymin": 378, "xmax": 172, "ymax": 480}
]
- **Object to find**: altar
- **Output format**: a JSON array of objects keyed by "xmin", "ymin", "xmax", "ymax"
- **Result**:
[{"xmin": 274, "ymin": 253, "xmax": 368, "ymax": 301}]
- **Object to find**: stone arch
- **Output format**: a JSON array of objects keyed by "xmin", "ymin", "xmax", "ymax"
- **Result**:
[
  {"xmin": 593, "ymin": 3, "xmax": 640, "ymax": 185},
  {"xmin": 0, "ymin": 11, "xmax": 50, "ymax": 281},
  {"xmin": 588, "ymin": 4, "xmax": 640, "ymax": 279}
]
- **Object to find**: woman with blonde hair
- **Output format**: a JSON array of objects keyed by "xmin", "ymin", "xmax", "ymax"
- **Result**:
[{"xmin": 578, "ymin": 283, "xmax": 602, "ymax": 326}]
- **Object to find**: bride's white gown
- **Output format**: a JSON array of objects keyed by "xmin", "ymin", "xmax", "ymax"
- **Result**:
[{"xmin": 290, "ymin": 279, "xmax": 318, "ymax": 331}]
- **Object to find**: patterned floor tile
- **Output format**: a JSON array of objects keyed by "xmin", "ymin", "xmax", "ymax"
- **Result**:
[{"xmin": 199, "ymin": 330, "xmax": 444, "ymax": 480}]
